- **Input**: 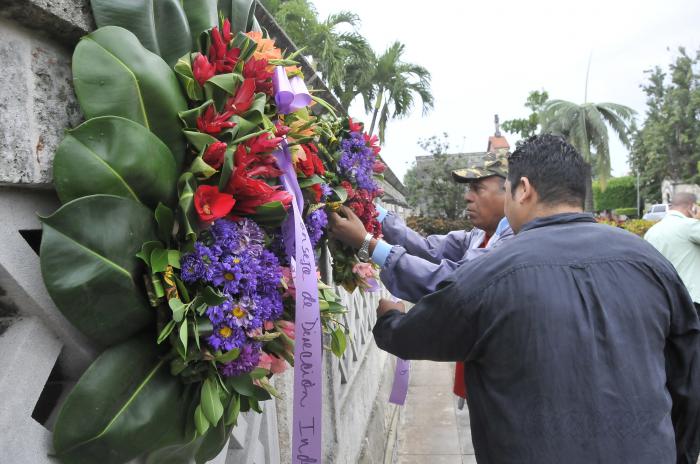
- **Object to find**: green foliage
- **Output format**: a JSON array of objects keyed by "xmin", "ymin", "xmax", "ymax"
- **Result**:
[
  {"xmin": 613, "ymin": 207, "xmax": 638, "ymax": 218},
  {"xmin": 40, "ymin": 195, "xmax": 157, "ymax": 347},
  {"xmin": 592, "ymin": 176, "xmax": 636, "ymax": 211},
  {"xmin": 629, "ymin": 47, "xmax": 700, "ymax": 202},
  {"xmin": 52, "ymin": 336, "xmax": 190, "ymax": 463},
  {"xmin": 405, "ymin": 216, "xmax": 472, "ymax": 236},
  {"xmin": 54, "ymin": 116, "xmax": 177, "ymax": 208},
  {"xmin": 404, "ymin": 134, "xmax": 466, "ymax": 220},
  {"xmin": 367, "ymin": 41, "xmax": 434, "ymax": 143},
  {"xmin": 622, "ymin": 219, "xmax": 655, "ymax": 237},
  {"xmin": 72, "ymin": 26, "xmax": 188, "ymax": 171},
  {"xmin": 502, "ymin": 90, "xmax": 549, "ymax": 140}
]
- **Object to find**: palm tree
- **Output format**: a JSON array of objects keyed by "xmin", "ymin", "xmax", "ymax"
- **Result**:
[
  {"xmin": 272, "ymin": 1, "xmax": 373, "ymax": 93},
  {"xmin": 365, "ymin": 42, "xmax": 434, "ymax": 143},
  {"xmin": 541, "ymin": 100, "xmax": 635, "ymax": 211}
]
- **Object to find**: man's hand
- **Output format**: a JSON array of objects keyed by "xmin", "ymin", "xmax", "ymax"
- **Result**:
[
  {"xmin": 377, "ymin": 298, "xmax": 405, "ymax": 319},
  {"xmin": 328, "ymin": 205, "xmax": 368, "ymax": 249}
]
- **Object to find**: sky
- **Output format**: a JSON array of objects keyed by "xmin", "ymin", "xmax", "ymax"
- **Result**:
[{"xmin": 314, "ymin": 0, "xmax": 700, "ymax": 181}]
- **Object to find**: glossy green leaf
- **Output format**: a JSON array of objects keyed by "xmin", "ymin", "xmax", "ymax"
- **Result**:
[
  {"xmin": 179, "ymin": 320, "xmax": 189, "ymax": 352},
  {"xmin": 90, "ymin": 0, "xmax": 192, "ymax": 67},
  {"xmin": 200, "ymin": 378, "xmax": 224, "ymax": 426},
  {"xmin": 177, "ymin": 172, "xmax": 199, "ymax": 243},
  {"xmin": 331, "ymin": 327, "xmax": 347, "ymax": 357},
  {"xmin": 225, "ymin": 373, "xmax": 255, "ymax": 396},
  {"xmin": 168, "ymin": 250, "xmax": 181, "ymax": 269},
  {"xmin": 205, "ymin": 73, "xmax": 243, "ymax": 96},
  {"xmin": 194, "ymin": 420, "xmax": 232, "ymax": 464},
  {"xmin": 218, "ymin": 148, "xmax": 235, "ymax": 191},
  {"xmin": 157, "ymin": 320, "xmax": 176, "ymax": 344},
  {"xmin": 194, "ymin": 404, "xmax": 210, "ymax": 436},
  {"xmin": 214, "ymin": 348, "xmax": 240, "ymax": 364},
  {"xmin": 174, "ymin": 54, "xmax": 204, "ymax": 101},
  {"xmin": 251, "ymin": 201, "xmax": 288, "ymax": 227},
  {"xmin": 169, "ymin": 298, "xmax": 186, "ymax": 322},
  {"xmin": 136, "ymin": 241, "xmax": 164, "ymax": 267},
  {"xmin": 40, "ymin": 195, "xmax": 157, "ymax": 346},
  {"xmin": 53, "ymin": 337, "xmax": 187, "ymax": 463},
  {"xmin": 189, "ymin": 156, "xmax": 217, "ymax": 180},
  {"xmin": 54, "ymin": 117, "xmax": 177, "ymax": 208},
  {"xmin": 181, "ymin": 0, "xmax": 218, "ymax": 47},
  {"xmin": 155, "ymin": 203, "xmax": 175, "ymax": 245},
  {"xmin": 218, "ymin": 0, "xmax": 256, "ymax": 35},
  {"xmin": 150, "ymin": 248, "xmax": 169, "ymax": 273},
  {"xmin": 184, "ymin": 130, "xmax": 219, "ymax": 152},
  {"xmin": 73, "ymin": 26, "xmax": 187, "ymax": 170},
  {"xmin": 202, "ymin": 286, "xmax": 226, "ymax": 306},
  {"xmin": 178, "ymin": 100, "xmax": 213, "ymax": 130},
  {"xmin": 224, "ymin": 393, "xmax": 240, "ymax": 426}
]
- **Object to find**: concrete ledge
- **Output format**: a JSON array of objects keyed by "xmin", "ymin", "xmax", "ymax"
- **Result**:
[{"xmin": 0, "ymin": 0, "xmax": 94, "ymax": 47}]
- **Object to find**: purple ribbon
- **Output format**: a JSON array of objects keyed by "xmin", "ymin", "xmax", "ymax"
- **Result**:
[
  {"xmin": 273, "ymin": 143, "xmax": 322, "ymax": 463},
  {"xmin": 272, "ymin": 66, "xmax": 312, "ymax": 114},
  {"xmin": 389, "ymin": 358, "xmax": 410, "ymax": 405}
]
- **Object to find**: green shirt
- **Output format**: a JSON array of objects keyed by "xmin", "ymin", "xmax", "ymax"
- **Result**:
[{"xmin": 645, "ymin": 210, "xmax": 700, "ymax": 303}]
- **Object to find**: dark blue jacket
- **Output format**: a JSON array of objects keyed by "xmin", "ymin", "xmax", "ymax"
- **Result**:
[{"xmin": 374, "ymin": 213, "xmax": 700, "ymax": 463}]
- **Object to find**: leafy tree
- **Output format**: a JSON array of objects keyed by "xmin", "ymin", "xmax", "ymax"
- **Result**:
[
  {"xmin": 366, "ymin": 42, "xmax": 434, "ymax": 143},
  {"xmin": 501, "ymin": 90, "xmax": 549, "ymax": 140},
  {"xmin": 629, "ymin": 47, "xmax": 700, "ymax": 202},
  {"xmin": 263, "ymin": 0, "xmax": 373, "ymax": 92},
  {"xmin": 540, "ymin": 100, "xmax": 635, "ymax": 211},
  {"xmin": 404, "ymin": 133, "xmax": 468, "ymax": 220}
]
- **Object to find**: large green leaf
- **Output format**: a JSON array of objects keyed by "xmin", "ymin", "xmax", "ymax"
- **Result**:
[
  {"xmin": 90, "ymin": 0, "xmax": 192, "ymax": 67},
  {"xmin": 218, "ymin": 0, "xmax": 256, "ymax": 34},
  {"xmin": 53, "ymin": 337, "xmax": 190, "ymax": 464},
  {"xmin": 40, "ymin": 195, "xmax": 157, "ymax": 346},
  {"xmin": 72, "ymin": 26, "xmax": 188, "ymax": 171},
  {"xmin": 181, "ymin": 0, "xmax": 218, "ymax": 47},
  {"xmin": 53, "ymin": 116, "xmax": 177, "ymax": 208}
]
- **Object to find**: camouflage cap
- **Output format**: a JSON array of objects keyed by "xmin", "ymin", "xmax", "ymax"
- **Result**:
[{"xmin": 451, "ymin": 151, "xmax": 509, "ymax": 183}]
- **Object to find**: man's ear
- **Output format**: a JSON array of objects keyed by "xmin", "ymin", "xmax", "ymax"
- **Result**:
[{"xmin": 518, "ymin": 177, "xmax": 536, "ymax": 205}]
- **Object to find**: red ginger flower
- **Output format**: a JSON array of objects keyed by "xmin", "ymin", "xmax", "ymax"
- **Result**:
[
  {"xmin": 224, "ymin": 78, "xmax": 256, "ymax": 115},
  {"xmin": 348, "ymin": 117, "xmax": 363, "ymax": 133},
  {"xmin": 193, "ymin": 53, "xmax": 216, "ymax": 86},
  {"xmin": 235, "ymin": 143, "xmax": 282, "ymax": 178},
  {"xmin": 194, "ymin": 185, "xmax": 236, "ymax": 221},
  {"xmin": 209, "ymin": 20, "xmax": 240, "ymax": 73},
  {"xmin": 196, "ymin": 105, "xmax": 236, "ymax": 135},
  {"xmin": 243, "ymin": 58, "xmax": 274, "ymax": 94},
  {"xmin": 372, "ymin": 160, "xmax": 386, "ymax": 174},
  {"xmin": 225, "ymin": 170, "xmax": 291, "ymax": 216},
  {"xmin": 296, "ymin": 143, "xmax": 325, "ymax": 177},
  {"xmin": 203, "ymin": 141, "xmax": 227, "ymax": 169}
]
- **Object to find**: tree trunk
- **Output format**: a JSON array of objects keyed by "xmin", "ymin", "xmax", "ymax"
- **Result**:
[{"xmin": 368, "ymin": 88, "xmax": 384, "ymax": 137}]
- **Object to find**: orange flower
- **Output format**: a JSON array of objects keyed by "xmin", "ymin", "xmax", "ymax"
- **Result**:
[{"xmin": 246, "ymin": 31, "xmax": 300, "ymax": 73}]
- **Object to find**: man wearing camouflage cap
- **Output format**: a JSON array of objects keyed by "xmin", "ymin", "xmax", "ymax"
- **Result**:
[{"xmin": 328, "ymin": 151, "xmax": 513, "ymax": 399}]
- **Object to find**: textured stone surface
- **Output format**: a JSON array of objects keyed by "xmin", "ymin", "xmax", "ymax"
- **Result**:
[
  {"xmin": 0, "ymin": 0, "xmax": 94, "ymax": 46},
  {"xmin": 0, "ymin": 19, "xmax": 83, "ymax": 187}
]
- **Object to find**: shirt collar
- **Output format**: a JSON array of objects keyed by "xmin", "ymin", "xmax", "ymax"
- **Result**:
[
  {"xmin": 519, "ymin": 212, "xmax": 596, "ymax": 233},
  {"xmin": 495, "ymin": 217, "xmax": 510, "ymax": 236},
  {"xmin": 667, "ymin": 210, "xmax": 688, "ymax": 219}
]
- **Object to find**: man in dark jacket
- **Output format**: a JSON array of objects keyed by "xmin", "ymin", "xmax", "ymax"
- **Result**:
[{"xmin": 373, "ymin": 134, "xmax": 700, "ymax": 464}]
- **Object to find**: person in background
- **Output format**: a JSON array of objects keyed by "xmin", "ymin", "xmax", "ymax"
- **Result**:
[
  {"xmin": 373, "ymin": 134, "xmax": 700, "ymax": 463},
  {"xmin": 327, "ymin": 152, "xmax": 513, "ymax": 403},
  {"xmin": 645, "ymin": 192, "xmax": 700, "ymax": 313}
]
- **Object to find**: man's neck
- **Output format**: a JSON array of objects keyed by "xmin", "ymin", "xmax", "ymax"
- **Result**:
[
  {"xmin": 670, "ymin": 207, "xmax": 690, "ymax": 218},
  {"xmin": 524, "ymin": 205, "xmax": 583, "ymax": 225}
]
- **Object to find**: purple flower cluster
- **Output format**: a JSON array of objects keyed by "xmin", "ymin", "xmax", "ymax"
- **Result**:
[
  {"xmin": 338, "ymin": 131, "xmax": 379, "ymax": 192},
  {"xmin": 180, "ymin": 218, "xmax": 283, "ymax": 377},
  {"xmin": 305, "ymin": 208, "xmax": 328, "ymax": 249}
]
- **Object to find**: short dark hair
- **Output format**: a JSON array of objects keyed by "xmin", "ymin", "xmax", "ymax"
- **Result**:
[{"xmin": 507, "ymin": 134, "xmax": 589, "ymax": 208}]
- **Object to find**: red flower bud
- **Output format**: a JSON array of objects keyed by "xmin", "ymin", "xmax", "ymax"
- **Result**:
[
  {"xmin": 203, "ymin": 142, "xmax": 227, "ymax": 169},
  {"xmin": 193, "ymin": 53, "xmax": 216, "ymax": 87}
]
